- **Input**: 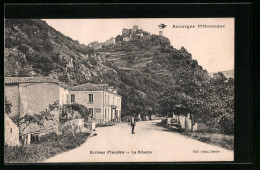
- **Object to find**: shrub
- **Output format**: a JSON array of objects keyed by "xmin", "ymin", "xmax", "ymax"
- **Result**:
[
  {"xmin": 18, "ymin": 44, "xmax": 29, "ymax": 54},
  {"xmin": 219, "ymin": 113, "xmax": 234, "ymax": 135},
  {"xmin": 61, "ymin": 103, "xmax": 89, "ymax": 121},
  {"xmin": 5, "ymin": 132, "xmax": 90, "ymax": 163}
]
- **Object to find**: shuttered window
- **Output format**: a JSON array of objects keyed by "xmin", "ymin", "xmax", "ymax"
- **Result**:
[
  {"xmin": 71, "ymin": 94, "xmax": 75, "ymax": 103},
  {"xmin": 89, "ymin": 108, "xmax": 94, "ymax": 118},
  {"xmin": 89, "ymin": 94, "xmax": 93, "ymax": 103}
]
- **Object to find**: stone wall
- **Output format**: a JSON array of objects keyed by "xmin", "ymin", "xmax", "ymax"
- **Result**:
[
  {"xmin": 5, "ymin": 84, "xmax": 19, "ymax": 118},
  {"xmin": 179, "ymin": 115, "xmax": 192, "ymax": 130},
  {"xmin": 59, "ymin": 119, "xmax": 84, "ymax": 135},
  {"xmin": 193, "ymin": 123, "xmax": 207, "ymax": 131},
  {"xmin": 19, "ymin": 83, "xmax": 60, "ymax": 116}
]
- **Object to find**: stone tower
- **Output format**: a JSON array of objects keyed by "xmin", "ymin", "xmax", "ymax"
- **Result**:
[{"xmin": 133, "ymin": 25, "xmax": 138, "ymax": 31}]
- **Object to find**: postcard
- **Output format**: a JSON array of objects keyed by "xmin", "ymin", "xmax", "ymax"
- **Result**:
[{"xmin": 4, "ymin": 18, "xmax": 234, "ymax": 163}]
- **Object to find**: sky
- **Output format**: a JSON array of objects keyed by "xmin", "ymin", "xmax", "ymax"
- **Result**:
[{"xmin": 44, "ymin": 18, "xmax": 234, "ymax": 72}]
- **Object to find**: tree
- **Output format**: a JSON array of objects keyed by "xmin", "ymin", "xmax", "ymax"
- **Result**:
[
  {"xmin": 5, "ymin": 96, "xmax": 12, "ymax": 114},
  {"xmin": 115, "ymin": 35, "xmax": 123, "ymax": 43},
  {"xmin": 12, "ymin": 101, "xmax": 59, "ymax": 146},
  {"xmin": 61, "ymin": 103, "xmax": 89, "ymax": 121}
]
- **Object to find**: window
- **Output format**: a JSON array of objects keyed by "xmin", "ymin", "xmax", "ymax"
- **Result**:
[
  {"xmin": 89, "ymin": 94, "xmax": 93, "ymax": 103},
  {"xmin": 89, "ymin": 108, "xmax": 94, "ymax": 118},
  {"xmin": 105, "ymin": 109, "xmax": 106, "ymax": 119},
  {"xmin": 105, "ymin": 94, "xmax": 106, "ymax": 105},
  {"xmin": 66, "ymin": 94, "xmax": 70, "ymax": 104},
  {"xmin": 10, "ymin": 128, "xmax": 12, "ymax": 133},
  {"xmin": 108, "ymin": 95, "xmax": 110, "ymax": 105},
  {"xmin": 71, "ymin": 94, "xmax": 75, "ymax": 103}
]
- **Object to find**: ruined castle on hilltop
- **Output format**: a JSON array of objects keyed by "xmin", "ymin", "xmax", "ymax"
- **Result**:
[
  {"xmin": 121, "ymin": 25, "xmax": 145, "ymax": 42},
  {"xmin": 88, "ymin": 25, "xmax": 156, "ymax": 50}
]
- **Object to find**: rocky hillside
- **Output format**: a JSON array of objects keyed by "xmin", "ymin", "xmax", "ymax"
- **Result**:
[
  {"xmin": 5, "ymin": 19, "xmax": 117, "ymax": 85},
  {"xmin": 5, "ymin": 19, "xmax": 234, "ymax": 134}
]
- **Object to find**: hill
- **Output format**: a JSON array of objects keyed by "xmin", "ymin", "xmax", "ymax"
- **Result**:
[{"xmin": 5, "ymin": 19, "xmax": 234, "ymax": 134}]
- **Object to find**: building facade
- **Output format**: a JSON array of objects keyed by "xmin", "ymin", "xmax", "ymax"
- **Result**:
[
  {"xmin": 4, "ymin": 77, "xmax": 70, "ymax": 145},
  {"xmin": 5, "ymin": 113, "xmax": 20, "ymax": 146},
  {"xmin": 5, "ymin": 77, "xmax": 70, "ymax": 121},
  {"xmin": 5, "ymin": 77, "xmax": 122, "ymax": 145},
  {"xmin": 69, "ymin": 83, "xmax": 122, "ymax": 123}
]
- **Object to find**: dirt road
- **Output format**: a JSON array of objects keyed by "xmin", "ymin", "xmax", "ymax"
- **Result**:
[{"xmin": 45, "ymin": 120, "xmax": 233, "ymax": 162}]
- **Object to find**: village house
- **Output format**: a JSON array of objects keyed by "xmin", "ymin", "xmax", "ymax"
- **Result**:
[
  {"xmin": 5, "ymin": 77, "xmax": 122, "ymax": 146},
  {"xmin": 69, "ymin": 83, "xmax": 122, "ymax": 123},
  {"xmin": 4, "ymin": 77, "xmax": 70, "ymax": 145},
  {"xmin": 5, "ymin": 113, "xmax": 19, "ymax": 146}
]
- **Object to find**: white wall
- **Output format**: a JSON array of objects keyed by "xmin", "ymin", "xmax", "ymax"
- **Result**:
[
  {"xmin": 5, "ymin": 114, "xmax": 20, "ymax": 146},
  {"xmin": 59, "ymin": 86, "xmax": 70, "ymax": 106},
  {"xmin": 69, "ymin": 90, "xmax": 104, "ymax": 122}
]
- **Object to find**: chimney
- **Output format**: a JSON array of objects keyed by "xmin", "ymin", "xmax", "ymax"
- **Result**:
[{"xmin": 159, "ymin": 31, "xmax": 163, "ymax": 36}]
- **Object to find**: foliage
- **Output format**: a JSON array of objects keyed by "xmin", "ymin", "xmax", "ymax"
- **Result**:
[
  {"xmin": 4, "ymin": 19, "xmax": 234, "ymax": 135},
  {"xmin": 218, "ymin": 113, "xmax": 234, "ymax": 135},
  {"xmin": 181, "ymin": 131, "xmax": 234, "ymax": 150},
  {"xmin": 4, "ymin": 132, "xmax": 90, "ymax": 163},
  {"xmin": 160, "ymin": 69, "xmax": 234, "ymax": 134},
  {"xmin": 61, "ymin": 103, "xmax": 89, "ymax": 121},
  {"xmin": 12, "ymin": 101, "xmax": 59, "ymax": 137},
  {"xmin": 5, "ymin": 96, "xmax": 12, "ymax": 114}
]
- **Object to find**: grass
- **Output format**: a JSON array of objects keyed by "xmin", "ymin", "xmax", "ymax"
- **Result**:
[
  {"xmin": 181, "ymin": 131, "xmax": 234, "ymax": 150},
  {"xmin": 157, "ymin": 121, "xmax": 234, "ymax": 150},
  {"xmin": 4, "ymin": 132, "xmax": 90, "ymax": 163}
]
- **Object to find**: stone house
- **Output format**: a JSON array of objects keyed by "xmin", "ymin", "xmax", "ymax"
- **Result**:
[
  {"xmin": 5, "ymin": 113, "xmax": 19, "ymax": 146},
  {"xmin": 69, "ymin": 83, "xmax": 122, "ymax": 123},
  {"xmin": 5, "ymin": 77, "xmax": 122, "ymax": 145},
  {"xmin": 4, "ymin": 77, "xmax": 70, "ymax": 145}
]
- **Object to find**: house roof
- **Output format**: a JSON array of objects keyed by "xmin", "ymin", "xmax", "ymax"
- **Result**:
[
  {"xmin": 94, "ymin": 84, "xmax": 109, "ymax": 87},
  {"xmin": 5, "ymin": 77, "xmax": 121, "ymax": 96},
  {"xmin": 70, "ymin": 83, "xmax": 104, "ymax": 91},
  {"xmin": 70, "ymin": 83, "xmax": 121, "ymax": 97},
  {"xmin": 5, "ymin": 77, "xmax": 60, "ymax": 84},
  {"xmin": 5, "ymin": 77, "xmax": 71, "ymax": 89}
]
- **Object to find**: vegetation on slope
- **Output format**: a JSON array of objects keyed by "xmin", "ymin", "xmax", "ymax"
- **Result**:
[{"xmin": 5, "ymin": 19, "xmax": 234, "ymax": 134}]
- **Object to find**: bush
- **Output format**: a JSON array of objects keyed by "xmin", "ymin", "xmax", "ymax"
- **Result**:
[
  {"xmin": 18, "ymin": 44, "xmax": 29, "ymax": 54},
  {"xmin": 5, "ymin": 38, "xmax": 20, "ymax": 48},
  {"xmin": 61, "ymin": 103, "xmax": 89, "ymax": 121},
  {"xmin": 5, "ymin": 132, "xmax": 90, "ymax": 163},
  {"xmin": 219, "ymin": 113, "xmax": 234, "ymax": 135}
]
